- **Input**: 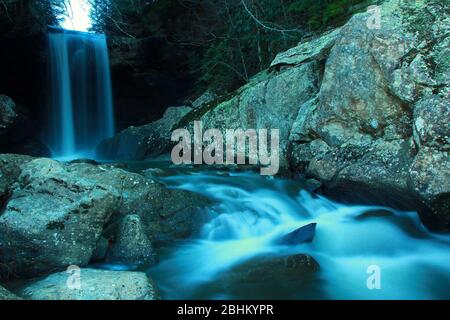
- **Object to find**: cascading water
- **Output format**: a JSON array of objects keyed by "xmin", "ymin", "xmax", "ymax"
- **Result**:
[
  {"xmin": 148, "ymin": 171, "xmax": 450, "ymax": 300},
  {"xmin": 46, "ymin": 27, "xmax": 114, "ymax": 159}
]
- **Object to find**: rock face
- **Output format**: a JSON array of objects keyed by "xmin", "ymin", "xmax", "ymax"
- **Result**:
[
  {"xmin": 0, "ymin": 154, "xmax": 209, "ymax": 279},
  {"xmin": 108, "ymin": 36, "xmax": 194, "ymax": 130},
  {"xmin": 96, "ymin": 106, "xmax": 192, "ymax": 160},
  {"xmin": 17, "ymin": 268, "xmax": 159, "ymax": 300},
  {"xmin": 288, "ymin": 0, "xmax": 449, "ymax": 230},
  {"xmin": 156, "ymin": 0, "xmax": 448, "ymax": 230}
]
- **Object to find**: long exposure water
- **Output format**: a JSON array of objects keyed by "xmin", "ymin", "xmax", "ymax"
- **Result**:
[
  {"xmin": 148, "ymin": 171, "xmax": 450, "ymax": 300},
  {"xmin": 46, "ymin": 27, "xmax": 114, "ymax": 159}
]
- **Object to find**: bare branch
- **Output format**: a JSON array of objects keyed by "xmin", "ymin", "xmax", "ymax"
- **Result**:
[{"xmin": 240, "ymin": 0, "xmax": 302, "ymax": 34}]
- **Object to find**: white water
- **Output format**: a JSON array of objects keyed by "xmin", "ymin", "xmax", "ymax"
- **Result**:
[
  {"xmin": 150, "ymin": 172, "xmax": 450, "ymax": 300},
  {"xmin": 46, "ymin": 27, "xmax": 114, "ymax": 159}
]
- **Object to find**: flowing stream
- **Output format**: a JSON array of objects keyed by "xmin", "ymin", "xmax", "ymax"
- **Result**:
[
  {"xmin": 46, "ymin": 27, "xmax": 114, "ymax": 159},
  {"xmin": 148, "ymin": 171, "xmax": 450, "ymax": 300}
]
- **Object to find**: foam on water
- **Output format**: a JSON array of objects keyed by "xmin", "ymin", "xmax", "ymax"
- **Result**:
[{"xmin": 150, "ymin": 171, "xmax": 450, "ymax": 299}]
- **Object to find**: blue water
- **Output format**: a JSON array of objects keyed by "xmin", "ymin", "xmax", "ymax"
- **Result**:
[
  {"xmin": 46, "ymin": 27, "xmax": 114, "ymax": 159},
  {"xmin": 148, "ymin": 171, "xmax": 450, "ymax": 299}
]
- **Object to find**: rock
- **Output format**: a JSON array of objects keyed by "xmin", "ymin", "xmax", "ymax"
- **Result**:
[
  {"xmin": 0, "ymin": 95, "xmax": 18, "ymax": 141},
  {"xmin": 0, "ymin": 154, "xmax": 33, "ymax": 198},
  {"xmin": 96, "ymin": 106, "xmax": 192, "ymax": 160},
  {"xmin": 0, "ymin": 154, "xmax": 210, "ymax": 279},
  {"xmin": 413, "ymin": 95, "xmax": 450, "ymax": 151},
  {"xmin": 69, "ymin": 158, "xmax": 101, "ymax": 165},
  {"xmin": 286, "ymin": 0, "xmax": 450, "ymax": 230},
  {"xmin": 270, "ymin": 28, "xmax": 341, "ymax": 68},
  {"xmin": 409, "ymin": 147, "xmax": 450, "ymax": 230},
  {"xmin": 206, "ymin": 254, "xmax": 320, "ymax": 299},
  {"xmin": 0, "ymin": 285, "xmax": 22, "ymax": 300},
  {"xmin": 0, "ymin": 158, "xmax": 121, "ymax": 279},
  {"xmin": 192, "ymin": 89, "xmax": 218, "ymax": 109},
  {"xmin": 305, "ymin": 179, "xmax": 322, "ymax": 192},
  {"xmin": 229, "ymin": 254, "xmax": 319, "ymax": 282},
  {"xmin": 0, "ymin": 95, "xmax": 50, "ymax": 157},
  {"xmin": 17, "ymin": 268, "xmax": 159, "ymax": 300},
  {"xmin": 80, "ymin": 163, "xmax": 210, "ymax": 246},
  {"xmin": 105, "ymin": 214, "xmax": 156, "ymax": 267},
  {"xmin": 182, "ymin": 61, "xmax": 320, "ymax": 169},
  {"xmin": 91, "ymin": 236, "xmax": 110, "ymax": 263},
  {"xmin": 275, "ymin": 223, "xmax": 317, "ymax": 245}
]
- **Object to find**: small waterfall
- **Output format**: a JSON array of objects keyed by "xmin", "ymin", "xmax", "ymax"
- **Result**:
[
  {"xmin": 46, "ymin": 27, "xmax": 114, "ymax": 159},
  {"xmin": 148, "ymin": 172, "xmax": 450, "ymax": 299}
]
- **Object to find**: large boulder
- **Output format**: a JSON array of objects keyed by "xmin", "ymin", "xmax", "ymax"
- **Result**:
[
  {"xmin": 287, "ymin": 0, "xmax": 449, "ymax": 230},
  {"xmin": 16, "ymin": 268, "xmax": 159, "ymax": 300},
  {"xmin": 0, "ymin": 158, "xmax": 121, "ymax": 279},
  {"xmin": 0, "ymin": 155, "xmax": 210, "ymax": 279},
  {"xmin": 96, "ymin": 106, "xmax": 192, "ymax": 160}
]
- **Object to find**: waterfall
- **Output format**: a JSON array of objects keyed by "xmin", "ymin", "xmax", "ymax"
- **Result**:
[{"xmin": 46, "ymin": 27, "xmax": 114, "ymax": 159}]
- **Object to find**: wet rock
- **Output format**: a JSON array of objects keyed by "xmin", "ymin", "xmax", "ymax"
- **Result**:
[
  {"xmin": 230, "ymin": 254, "xmax": 319, "ymax": 282},
  {"xmin": 96, "ymin": 106, "xmax": 192, "ymax": 160},
  {"xmin": 206, "ymin": 254, "xmax": 320, "ymax": 299},
  {"xmin": 69, "ymin": 158, "xmax": 101, "ymax": 165},
  {"xmin": 0, "ymin": 285, "xmax": 22, "ymax": 300},
  {"xmin": 105, "ymin": 214, "xmax": 156, "ymax": 267},
  {"xmin": 305, "ymin": 179, "xmax": 322, "ymax": 192},
  {"xmin": 276, "ymin": 223, "xmax": 317, "ymax": 245},
  {"xmin": 17, "ymin": 268, "xmax": 159, "ymax": 300}
]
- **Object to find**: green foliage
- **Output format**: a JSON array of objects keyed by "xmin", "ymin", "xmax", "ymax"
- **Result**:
[
  {"xmin": 88, "ymin": 0, "xmax": 373, "ymax": 94},
  {"xmin": 0, "ymin": 0, "xmax": 61, "ymax": 34}
]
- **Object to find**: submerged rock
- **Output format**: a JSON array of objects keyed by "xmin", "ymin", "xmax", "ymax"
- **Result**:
[
  {"xmin": 0, "ymin": 157, "xmax": 121, "ymax": 279},
  {"xmin": 276, "ymin": 223, "xmax": 317, "ymax": 245},
  {"xmin": 203, "ymin": 254, "xmax": 320, "ymax": 299},
  {"xmin": 17, "ymin": 268, "xmax": 159, "ymax": 300}
]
